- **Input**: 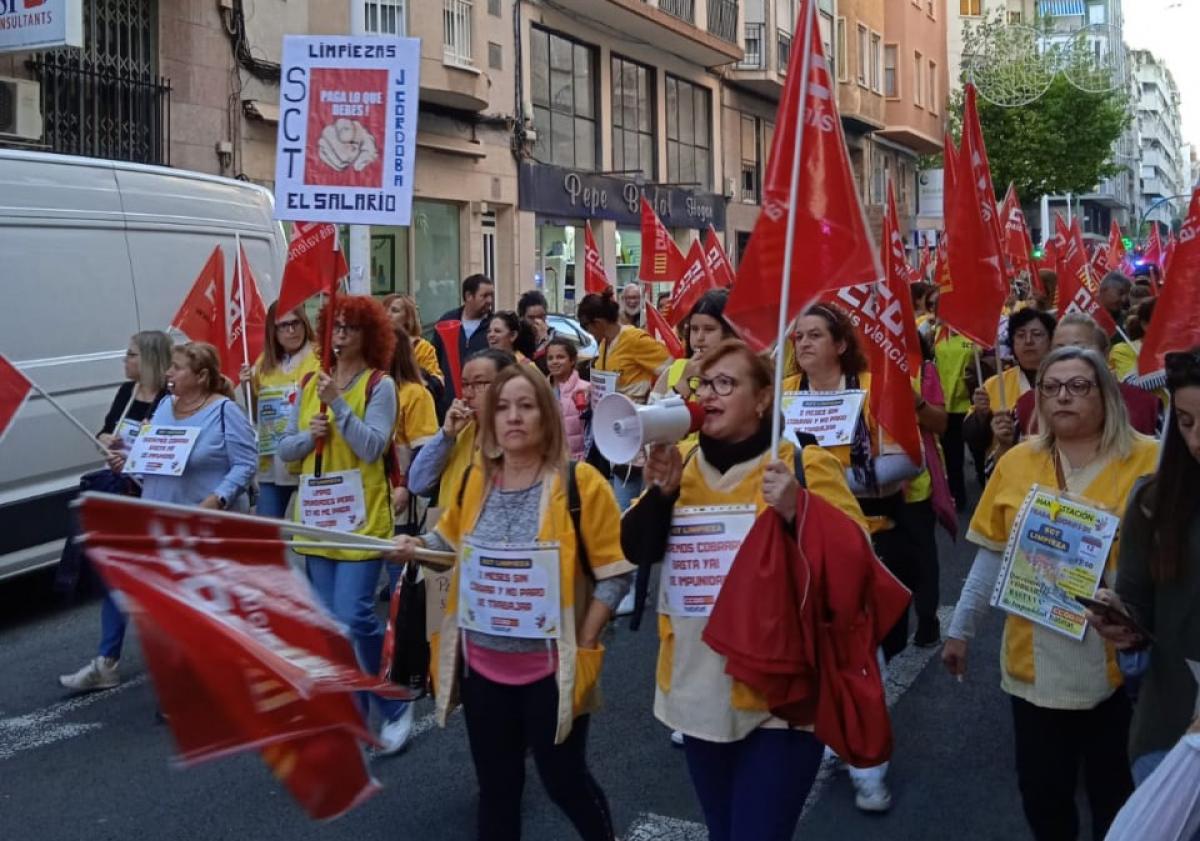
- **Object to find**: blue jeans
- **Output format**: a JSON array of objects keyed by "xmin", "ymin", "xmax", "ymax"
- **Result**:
[
  {"xmin": 609, "ymin": 470, "xmax": 643, "ymax": 512},
  {"xmin": 683, "ymin": 728, "xmax": 824, "ymax": 841},
  {"xmin": 98, "ymin": 590, "xmax": 126, "ymax": 659},
  {"xmin": 305, "ymin": 555, "xmax": 407, "ymax": 723},
  {"xmin": 255, "ymin": 482, "xmax": 295, "ymax": 519}
]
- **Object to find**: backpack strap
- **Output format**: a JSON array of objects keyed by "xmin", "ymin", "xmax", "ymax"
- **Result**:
[
  {"xmin": 566, "ymin": 461, "xmax": 595, "ymax": 584},
  {"xmin": 365, "ymin": 369, "xmax": 404, "ymax": 488},
  {"xmin": 456, "ymin": 463, "xmax": 474, "ymax": 508}
]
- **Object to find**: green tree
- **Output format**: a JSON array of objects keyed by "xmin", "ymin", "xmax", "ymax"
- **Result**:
[{"xmin": 946, "ymin": 15, "xmax": 1131, "ymax": 203}]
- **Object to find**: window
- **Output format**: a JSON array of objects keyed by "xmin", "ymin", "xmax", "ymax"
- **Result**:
[
  {"xmin": 884, "ymin": 44, "xmax": 898, "ymax": 97},
  {"xmin": 835, "ymin": 18, "xmax": 848, "ymax": 82},
  {"xmin": 611, "ymin": 55, "xmax": 656, "ymax": 179},
  {"xmin": 914, "ymin": 51, "xmax": 924, "ymax": 107},
  {"xmin": 856, "ymin": 23, "xmax": 868, "ymax": 86},
  {"xmin": 819, "ymin": 11, "xmax": 834, "ymax": 74},
  {"xmin": 870, "ymin": 146, "xmax": 886, "ymax": 205},
  {"xmin": 1007, "ymin": 10, "xmax": 1023, "ymax": 24},
  {"xmin": 959, "ymin": 0, "xmax": 981, "ymax": 16},
  {"xmin": 443, "ymin": 0, "xmax": 474, "ymax": 66},
  {"xmin": 412, "ymin": 201, "xmax": 461, "ymax": 329},
  {"xmin": 666, "ymin": 76, "xmax": 712, "ymax": 191},
  {"xmin": 870, "ymin": 32, "xmax": 882, "ymax": 93},
  {"xmin": 928, "ymin": 60, "xmax": 938, "ymax": 114},
  {"xmin": 530, "ymin": 27, "xmax": 597, "ymax": 170},
  {"xmin": 740, "ymin": 115, "xmax": 760, "ymax": 204},
  {"xmin": 363, "ymin": 0, "xmax": 406, "ymax": 35}
]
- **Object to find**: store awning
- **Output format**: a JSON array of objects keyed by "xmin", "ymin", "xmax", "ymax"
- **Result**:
[{"xmin": 1039, "ymin": 0, "xmax": 1086, "ymax": 17}]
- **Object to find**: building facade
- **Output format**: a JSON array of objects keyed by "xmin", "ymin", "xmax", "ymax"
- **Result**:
[{"xmin": 1132, "ymin": 48, "xmax": 1187, "ymax": 231}]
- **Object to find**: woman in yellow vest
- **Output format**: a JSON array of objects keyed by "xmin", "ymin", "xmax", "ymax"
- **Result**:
[
  {"xmin": 577, "ymin": 287, "xmax": 671, "ymax": 510},
  {"xmin": 388, "ymin": 327, "xmax": 439, "ymax": 520},
  {"xmin": 276, "ymin": 295, "xmax": 413, "ymax": 755},
  {"xmin": 390, "ymin": 365, "xmax": 632, "ymax": 841},
  {"xmin": 621, "ymin": 340, "xmax": 868, "ymax": 841},
  {"xmin": 651, "ymin": 289, "xmax": 734, "ymax": 401},
  {"xmin": 384, "ymin": 293, "xmax": 444, "ymax": 385},
  {"xmin": 943, "ymin": 345, "xmax": 1158, "ymax": 841},
  {"xmin": 239, "ymin": 303, "xmax": 320, "ymax": 518}
]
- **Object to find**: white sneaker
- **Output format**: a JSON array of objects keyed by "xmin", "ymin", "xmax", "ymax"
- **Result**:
[
  {"xmin": 376, "ymin": 704, "xmax": 414, "ymax": 756},
  {"xmin": 59, "ymin": 657, "xmax": 120, "ymax": 693},
  {"xmin": 670, "ymin": 730, "xmax": 685, "ymax": 747},
  {"xmin": 615, "ymin": 590, "xmax": 636, "ymax": 617},
  {"xmin": 852, "ymin": 776, "xmax": 893, "ymax": 813}
]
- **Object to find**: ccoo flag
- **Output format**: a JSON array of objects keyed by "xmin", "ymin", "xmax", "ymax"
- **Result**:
[
  {"xmin": 277, "ymin": 222, "xmax": 348, "ymax": 317},
  {"xmin": 702, "ymin": 227, "xmax": 736, "ymax": 289},
  {"xmin": 583, "ymin": 222, "xmax": 611, "ymax": 294},
  {"xmin": 639, "ymin": 198, "xmax": 687, "ymax": 284},
  {"xmin": 667, "ymin": 239, "xmax": 718, "ymax": 327},
  {"xmin": 1139, "ymin": 188, "xmax": 1200, "ymax": 374},
  {"xmin": 724, "ymin": 0, "xmax": 879, "ymax": 351},
  {"xmin": 222, "ymin": 245, "xmax": 268, "ymax": 380},
  {"xmin": 171, "ymin": 246, "xmax": 227, "ymax": 349}
]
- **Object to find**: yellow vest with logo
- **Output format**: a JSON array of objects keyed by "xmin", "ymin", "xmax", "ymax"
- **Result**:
[
  {"xmin": 253, "ymin": 350, "xmax": 322, "ymax": 474},
  {"xmin": 435, "ymin": 422, "xmax": 478, "ymax": 511},
  {"xmin": 292, "ymin": 370, "xmax": 394, "ymax": 561}
]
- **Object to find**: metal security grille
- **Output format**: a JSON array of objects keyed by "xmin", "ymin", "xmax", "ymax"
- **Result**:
[{"xmin": 28, "ymin": 0, "xmax": 170, "ymax": 164}]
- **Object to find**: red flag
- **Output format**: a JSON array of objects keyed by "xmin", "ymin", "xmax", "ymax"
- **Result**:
[
  {"xmin": 1140, "ymin": 189, "xmax": 1200, "ymax": 374},
  {"xmin": 933, "ymin": 236, "xmax": 953, "ymax": 295},
  {"xmin": 725, "ymin": 0, "xmax": 879, "ymax": 351},
  {"xmin": 435, "ymin": 320, "xmax": 464, "ymax": 398},
  {"xmin": 882, "ymin": 180, "xmax": 924, "ymax": 375},
  {"xmin": 639, "ymin": 198, "xmax": 687, "ymax": 284},
  {"xmin": 917, "ymin": 243, "xmax": 933, "ymax": 283},
  {"xmin": 1107, "ymin": 220, "xmax": 1126, "ymax": 271},
  {"xmin": 703, "ymin": 227, "xmax": 736, "ymax": 289},
  {"xmin": 667, "ymin": 240, "xmax": 718, "ymax": 327},
  {"xmin": 1000, "ymin": 184, "xmax": 1036, "ymax": 286},
  {"xmin": 0, "ymin": 352, "xmax": 33, "ymax": 447},
  {"xmin": 937, "ymin": 86, "xmax": 1008, "ymax": 348},
  {"xmin": 1089, "ymin": 244, "xmax": 1110, "ymax": 280},
  {"xmin": 77, "ymin": 494, "xmax": 409, "ymax": 819},
  {"xmin": 1143, "ymin": 225, "xmax": 1164, "ymax": 270},
  {"xmin": 644, "ymin": 304, "xmax": 685, "ymax": 358},
  {"xmin": 278, "ymin": 223, "xmax": 348, "ymax": 317},
  {"xmin": 1163, "ymin": 235, "xmax": 1177, "ymax": 282},
  {"xmin": 583, "ymin": 222, "xmax": 610, "ymax": 294},
  {"xmin": 221, "ymin": 245, "xmax": 268, "ymax": 378},
  {"xmin": 171, "ymin": 246, "xmax": 226, "ymax": 348},
  {"xmin": 1055, "ymin": 215, "xmax": 1118, "ymax": 335}
]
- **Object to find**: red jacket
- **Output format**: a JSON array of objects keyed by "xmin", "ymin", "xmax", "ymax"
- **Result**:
[{"xmin": 702, "ymin": 491, "xmax": 910, "ymax": 766}]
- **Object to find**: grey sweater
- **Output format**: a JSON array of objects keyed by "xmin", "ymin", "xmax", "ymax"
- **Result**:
[{"xmin": 277, "ymin": 370, "xmax": 397, "ymax": 465}]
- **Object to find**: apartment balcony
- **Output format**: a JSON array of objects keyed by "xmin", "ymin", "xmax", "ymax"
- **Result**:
[
  {"xmin": 545, "ymin": 0, "xmax": 742, "ymax": 66},
  {"xmin": 729, "ymin": 21, "xmax": 787, "ymax": 99},
  {"xmin": 409, "ymin": 0, "xmax": 489, "ymax": 111}
]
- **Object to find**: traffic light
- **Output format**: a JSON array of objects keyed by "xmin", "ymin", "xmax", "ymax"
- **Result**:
[
  {"xmin": 1122, "ymin": 237, "xmax": 1133, "ymax": 251},
  {"xmin": 1032, "ymin": 246, "xmax": 1044, "ymax": 259}
]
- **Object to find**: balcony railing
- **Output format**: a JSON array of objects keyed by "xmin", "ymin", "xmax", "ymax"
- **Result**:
[
  {"xmin": 659, "ymin": 0, "xmax": 695, "ymax": 25},
  {"xmin": 739, "ymin": 22, "xmax": 765, "ymax": 69},
  {"xmin": 443, "ymin": 0, "xmax": 473, "ymax": 67},
  {"xmin": 707, "ymin": 0, "xmax": 739, "ymax": 43},
  {"xmin": 777, "ymin": 29, "xmax": 792, "ymax": 74}
]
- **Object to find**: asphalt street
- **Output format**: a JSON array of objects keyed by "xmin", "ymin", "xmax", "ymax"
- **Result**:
[{"xmin": 0, "ymin": 492, "xmax": 1041, "ymax": 841}]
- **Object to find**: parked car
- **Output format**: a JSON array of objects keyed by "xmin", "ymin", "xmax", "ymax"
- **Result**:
[{"xmin": 546, "ymin": 313, "xmax": 598, "ymax": 361}]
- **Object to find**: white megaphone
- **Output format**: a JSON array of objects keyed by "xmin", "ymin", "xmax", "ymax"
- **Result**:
[{"xmin": 593, "ymin": 393, "xmax": 706, "ymax": 465}]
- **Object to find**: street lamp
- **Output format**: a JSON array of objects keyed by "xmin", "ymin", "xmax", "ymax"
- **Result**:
[{"xmin": 1137, "ymin": 193, "xmax": 1191, "ymax": 237}]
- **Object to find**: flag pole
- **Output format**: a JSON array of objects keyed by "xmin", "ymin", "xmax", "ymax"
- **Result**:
[
  {"xmin": 771, "ymin": 0, "xmax": 817, "ymax": 454},
  {"xmin": 994, "ymin": 346, "xmax": 1008, "ymax": 411},
  {"xmin": 27, "ymin": 380, "xmax": 112, "ymax": 459},
  {"xmin": 235, "ymin": 232, "xmax": 255, "ymax": 428}
]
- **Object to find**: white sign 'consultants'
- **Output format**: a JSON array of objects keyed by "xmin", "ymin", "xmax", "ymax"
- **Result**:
[
  {"xmin": 0, "ymin": 0, "xmax": 81, "ymax": 54},
  {"xmin": 274, "ymin": 36, "xmax": 420, "ymax": 226}
]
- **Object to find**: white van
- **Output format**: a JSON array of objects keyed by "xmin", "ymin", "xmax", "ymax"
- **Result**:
[{"xmin": 0, "ymin": 150, "xmax": 287, "ymax": 580}]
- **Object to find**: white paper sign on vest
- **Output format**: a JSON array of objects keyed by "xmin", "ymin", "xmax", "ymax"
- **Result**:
[
  {"xmin": 122, "ymin": 426, "xmax": 201, "ymax": 477},
  {"xmin": 782, "ymin": 389, "xmax": 867, "ymax": 448},
  {"xmin": 298, "ymin": 469, "xmax": 367, "ymax": 531},
  {"xmin": 591, "ymin": 369, "xmax": 618, "ymax": 407},
  {"xmin": 458, "ymin": 539, "xmax": 562, "ymax": 639},
  {"xmin": 659, "ymin": 505, "xmax": 756, "ymax": 618}
]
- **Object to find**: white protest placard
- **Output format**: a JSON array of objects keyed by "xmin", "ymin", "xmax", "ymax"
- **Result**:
[
  {"xmin": 274, "ymin": 36, "xmax": 421, "ymax": 226},
  {"xmin": 781, "ymin": 390, "xmax": 866, "ymax": 447},
  {"xmin": 458, "ymin": 539, "xmax": 562, "ymax": 639},
  {"xmin": 298, "ymin": 470, "xmax": 367, "ymax": 531},
  {"xmin": 591, "ymin": 370, "xmax": 618, "ymax": 406},
  {"xmin": 0, "ymin": 0, "xmax": 82, "ymax": 54},
  {"xmin": 122, "ymin": 426, "xmax": 200, "ymax": 477},
  {"xmin": 256, "ymin": 384, "xmax": 297, "ymax": 457},
  {"xmin": 659, "ymin": 505, "xmax": 755, "ymax": 618}
]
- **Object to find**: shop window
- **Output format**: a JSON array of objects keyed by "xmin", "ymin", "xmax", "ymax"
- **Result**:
[{"xmin": 412, "ymin": 201, "xmax": 461, "ymax": 328}]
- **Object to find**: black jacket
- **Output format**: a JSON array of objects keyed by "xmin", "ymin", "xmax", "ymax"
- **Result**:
[{"xmin": 430, "ymin": 306, "xmax": 490, "ymax": 408}]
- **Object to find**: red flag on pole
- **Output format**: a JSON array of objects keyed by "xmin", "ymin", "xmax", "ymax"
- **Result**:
[
  {"xmin": 916, "ymin": 242, "xmax": 933, "ymax": 284},
  {"xmin": 881, "ymin": 180, "xmax": 925, "ymax": 376},
  {"xmin": 583, "ymin": 222, "xmax": 611, "ymax": 294},
  {"xmin": 644, "ymin": 303, "xmax": 685, "ymax": 358},
  {"xmin": 937, "ymin": 86, "xmax": 1009, "ymax": 348},
  {"xmin": 1139, "ymin": 189, "xmax": 1200, "ymax": 374},
  {"xmin": 278, "ymin": 223, "xmax": 348, "ymax": 317},
  {"xmin": 1055, "ymin": 215, "xmax": 1118, "ymax": 335},
  {"xmin": 1089, "ymin": 244, "xmax": 1110, "ymax": 280},
  {"xmin": 639, "ymin": 198, "xmax": 687, "ymax": 284},
  {"xmin": 1142, "ymin": 225, "xmax": 1164, "ymax": 270},
  {"xmin": 0, "ymin": 352, "xmax": 33, "ymax": 447},
  {"xmin": 667, "ymin": 240, "xmax": 718, "ymax": 327},
  {"xmin": 77, "ymin": 494, "xmax": 410, "ymax": 820},
  {"xmin": 933, "ymin": 236, "xmax": 953, "ymax": 296},
  {"xmin": 724, "ymin": 0, "xmax": 879, "ymax": 352},
  {"xmin": 171, "ymin": 246, "xmax": 227, "ymax": 348},
  {"xmin": 702, "ymin": 226, "xmax": 736, "ymax": 289},
  {"xmin": 222, "ymin": 245, "xmax": 268, "ymax": 379},
  {"xmin": 1000, "ymin": 183, "xmax": 1036, "ymax": 286},
  {"xmin": 1107, "ymin": 220, "xmax": 1126, "ymax": 271},
  {"xmin": 1163, "ymin": 234, "xmax": 1177, "ymax": 282}
]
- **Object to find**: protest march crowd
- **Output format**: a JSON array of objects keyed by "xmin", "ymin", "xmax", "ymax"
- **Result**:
[{"xmin": 14, "ymin": 9, "xmax": 1199, "ymax": 841}]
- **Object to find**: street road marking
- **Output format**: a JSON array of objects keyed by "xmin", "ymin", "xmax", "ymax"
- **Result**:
[
  {"xmin": 625, "ymin": 812, "xmax": 708, "ymax": 840},
  {"xmin": 0, "ymin": 674, "xmax": 148, "ymax": 760}
]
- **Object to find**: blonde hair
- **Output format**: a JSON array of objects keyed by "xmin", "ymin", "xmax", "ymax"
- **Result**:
[
  {"xmin": 132, "ymin": 330, "xmax": 173, "ymax": 393},
  {"xmin": 382, "ymin": 294, "xmax": 422, "ymax": 338},
  {"xmin": 1033, "ymin": 346, "xmax": 1132, "ymax": 459},
  {"xmin": 477, "ymin": 365, "xmax": 567, "ymax": 482},
  {"xmin": 1056, "ymin": 312, "xmax": 1109, "ymax": 356},
  {"xmin": 175, "ymin": 342, "xmax": 236, "ymax": 399}
]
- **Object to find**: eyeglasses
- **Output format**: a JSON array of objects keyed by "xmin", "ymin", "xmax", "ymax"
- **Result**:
[
  {"xmin": 1013, "ymin": 329, "xmax": 1049, "ymax": 343},
  {"xmin": 332, "ymin": 323, "xmax": 362, "ymax": 335},
  {"xmin": 1037, "ymin": 378, "xmax": 1096, "ymax": 399},
  {"xmin": 462, "ymin": 379, "xmax": 493, "ymax": 393},
  {"xmin": 276, "ymin": 320, "xmax": 304, "ymax": 333},
  {"xmin": 695, "ymin": 375, "xmax": 738, "ymax": 397}
]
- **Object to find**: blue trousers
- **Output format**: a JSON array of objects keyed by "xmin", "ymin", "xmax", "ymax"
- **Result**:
[
  {"xmin": 255, "ymin": 482, "xmax": 295, "ymax": 519},
  {"xmin": 683, "ymin": 728, "xmax": 824, "ymax": 841},
  {"xmin": 98, "ymin": 591, "xmax": 126, "ymax": 659},
  {"xmin": 306, "ymin": 555, "xmax": 407, "ymax": 722}
]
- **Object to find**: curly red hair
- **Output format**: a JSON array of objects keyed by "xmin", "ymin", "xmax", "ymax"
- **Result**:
[{"xmin": 316, "ymin": 295, "xmax": 396, "ymax": 372}]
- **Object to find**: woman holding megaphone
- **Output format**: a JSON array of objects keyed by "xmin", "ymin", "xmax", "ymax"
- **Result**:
[{"xmin": 620, "ymin": 340, "xmax": 897, "ymax": 841}]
